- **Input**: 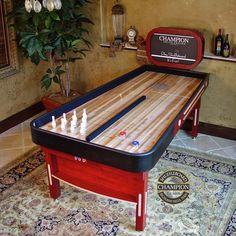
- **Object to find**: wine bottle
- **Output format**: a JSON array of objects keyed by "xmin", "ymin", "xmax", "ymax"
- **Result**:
[
  {"xmin": 214, "ymin": 29, "xmax": 223, "ymax": 56},
  {"xmin": 222, "ymin": 34, "xmax": 230, "ymax": 58}
]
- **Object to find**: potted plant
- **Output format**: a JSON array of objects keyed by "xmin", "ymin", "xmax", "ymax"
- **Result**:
[{"xmin": 8, "ymin": 0, "xmax": 93, "ymax": 110}]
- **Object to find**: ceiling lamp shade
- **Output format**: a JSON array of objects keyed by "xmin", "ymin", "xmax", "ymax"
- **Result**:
[
  {"xmin": 24, "ymin": 0, "xmax": 62, "ymax": 13},
  {"xmin": 112, "ymin": 1, "xmax": 125, "ymax": 45}
]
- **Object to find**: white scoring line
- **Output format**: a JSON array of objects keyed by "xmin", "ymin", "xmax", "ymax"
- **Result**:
[
  {"xmin": 47, "ymin": 164, "xmax": 53, "ymax": 185},
  {"xmin": 183, "ymin": 85, "xmax": 205, "ymax": 116},
  {"xmin": 194, "ymin": 108, "xmax": 198, "ymax": 126},
  {"xmin": 154, "ymin": 33, "xmax": 194, "ymax": 38},
  {"xmin": 138, "ymin": 194, "xmax": 142, "ymax": 217},
  {"xmin": 151, "ymin": 54, "xmax": 196, "ymax": 62}
]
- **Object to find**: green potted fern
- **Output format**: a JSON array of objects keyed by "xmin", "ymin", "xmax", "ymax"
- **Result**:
[{"xmin": 9, "ymin": 0, "xmax": 93, "ymax": 109}]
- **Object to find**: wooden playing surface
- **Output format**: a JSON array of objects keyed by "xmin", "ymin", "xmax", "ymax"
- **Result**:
[{"xmin": 41, "ymin": 71, "xmax": 202, "ymax": 154}]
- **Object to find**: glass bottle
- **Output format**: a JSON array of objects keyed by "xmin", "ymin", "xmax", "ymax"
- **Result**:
[
  {"xmin": 222, "ymin": 34, "xmax": 230, "ymax": 58},
  {"xmin": 214, "ymin": 29, "xmax": 223, "ymax": 56}
]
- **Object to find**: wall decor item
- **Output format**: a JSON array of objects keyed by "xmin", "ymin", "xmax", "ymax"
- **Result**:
[
  {"xmin": 0, "ymin": 0, "xmax": 19, "ymax": 79},
  {"xmin": 111, "ymin": 0, "xmax": 125, "ymax": 45},
  {"xmin": 0, "ymin": 2, "xmax": 9, "ymax": 69},
  {"xmin": 127, "ymin": 26, "xmax": 137, "ymax": 45},
  {"xmin": 99, "ymin": 0, "xmax": 108, "ymax": 45}
]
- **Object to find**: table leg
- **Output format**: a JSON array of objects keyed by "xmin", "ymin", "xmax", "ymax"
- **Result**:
[
  {"xmin": 192, "ymin": 99, "xmax": 200, "ymax": 138},
  {"xmin": 135, "ymin": 172, "xmax": 148, "ymax": 231},
  {"xmin": 45, "ymin": 152, "xmax": 61, "ymax": 199}
]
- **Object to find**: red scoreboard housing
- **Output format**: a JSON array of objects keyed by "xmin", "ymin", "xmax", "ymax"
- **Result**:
[{"xmin": 146, "ymin": 27, "xmax": 204, "ymax": 70}]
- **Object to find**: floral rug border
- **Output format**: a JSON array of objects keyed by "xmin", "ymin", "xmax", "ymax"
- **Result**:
[
  {"xmin": 0, "ymin": 150, "xmax": 45, "ymax": 193},
  {"xmin": 0, "ymin": 149, "xmax": 235, "ymax": 235}
]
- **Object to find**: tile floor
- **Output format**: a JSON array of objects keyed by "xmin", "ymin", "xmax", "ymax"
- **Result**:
[
  {"xmin": 0, "ymin": 114, "xmax": 41, "ymax": 173},
  {"xmin": 170, "ymin": 130, "xmax": 236, "ymax": 163},
  {"xmin": 0, "ymin": 114, "xmax": 236, "ymax": 173}
]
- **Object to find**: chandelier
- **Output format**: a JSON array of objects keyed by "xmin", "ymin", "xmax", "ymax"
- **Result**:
[{"xmin": 25, "ymin": 0, "xmax": 62, "ymax": 13}]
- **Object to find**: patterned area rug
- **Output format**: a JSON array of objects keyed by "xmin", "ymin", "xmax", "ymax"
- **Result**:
[{"xmin": 0, "ymin": 150, "xmax": 235, "ymax": 236}]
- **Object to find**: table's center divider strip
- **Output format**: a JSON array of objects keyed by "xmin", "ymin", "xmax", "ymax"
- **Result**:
[{"xmin": 86, "ymin": 96, "xmax": 147, "ymax": 142}]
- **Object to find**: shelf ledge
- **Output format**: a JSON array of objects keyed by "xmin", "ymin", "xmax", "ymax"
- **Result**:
[
  {"xmin": 100, "ymin": 43, "xmax": 236, "ymax": 63},
  {"xmin": 100, "ymin": 42, "xmax": 137, "ymax": 50},
  {"xmin": 203, "ymin": 52, "xmax": 236, "ymax": 62}
]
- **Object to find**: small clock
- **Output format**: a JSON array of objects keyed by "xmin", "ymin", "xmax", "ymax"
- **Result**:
[{"xmin": 127, "ymin": 26, "xmax": 137, "ymax": 45}]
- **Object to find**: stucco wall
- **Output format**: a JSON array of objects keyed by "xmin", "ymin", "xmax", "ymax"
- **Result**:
[
  {"xmin": 1, "ymin": 0, "xmax": 236, "ymax": 129},
  {"xmin": 0, "ymin": 57, "xmax": 49, "ymax": 121}
]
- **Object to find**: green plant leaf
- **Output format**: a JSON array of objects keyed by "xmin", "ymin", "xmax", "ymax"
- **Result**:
[
  {"xmin": 37, "ymin": 50, "xmax": 48, "ymax": 61},
  {"xmin": 33, "ymin": 14, "xmax": 40, "ymax": 27},
  {"xmin": 71, "ymin": 39, "xmax": 82, "ymax": 47},
  {"xmin": 77, "ymin": 14, "xmax": 94, "ymax": 24},
  {"xmin": 79, "ymin": 28, "xmax": 89, "ymax": 34},
  {"xmin": 78, "ymin": 49, "xmax": 89, "ymax": 56},
  {"xmin": 41, "ymin": 74, "xmax": 52, "ymax": 90},
  {"xmin": 52, "ymin": 75, "xmax": 60, "ymax": 83},
  {"xmin": 57, "ymin": 69, "xmax": 65, "ymax": 75},
  {"xmin": 55, "ymin": 66, "xmax": 65, "ymax": 75},
  {"xmin": 50, "ymin": 11, "xmax": 60, "ymax": 21},
  {"xmin": 44, "ymin": 45, "xmax": 54, "ymax": 52},
  {"xmin": 31, "ymin": 53, "xmax": 41, "ymax": 65},
  {"xmin": 47, "ymin": 68, "xmax": 52, "ymax": 74},
  {"xmin": 45, "ymin": 16, "xmax": 51, "ymax": 29},
  {"xmin": 41, "ymin": 29, "xmax": 51, "ymax": 33},
  {"xmin": 81, "ymin": 38, "xmax": 92, "ymax": 48},
  {"xmin": 27, "ymin": 38, "xmax": 37, "ymax": 56},
  {"xmin": 19, "ymin": 34, "xmax": 35, "ymax": 45}
]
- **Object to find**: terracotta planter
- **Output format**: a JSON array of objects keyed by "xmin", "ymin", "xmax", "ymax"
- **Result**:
[{"xmin": 42, "ymin": 90, "xmax": 80, "ymax": 112}]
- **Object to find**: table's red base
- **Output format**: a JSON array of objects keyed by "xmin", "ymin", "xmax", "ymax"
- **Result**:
[{"xmin": 42, "ymin": 147, "xmax": 148, "ymax": 231}]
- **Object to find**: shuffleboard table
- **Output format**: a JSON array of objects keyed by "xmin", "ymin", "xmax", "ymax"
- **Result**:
[{"xmin": 31, "ymin": 64, "xmax": 209, "ymax": 231}]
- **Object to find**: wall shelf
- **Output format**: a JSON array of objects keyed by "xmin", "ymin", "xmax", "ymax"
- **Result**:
[
  {"xmin": 100, "ymin": 42, "xmax": 138, "ymax": 50},
  {"xmin": 203, "ymin": 52, "xmax": 236, "ymax": 63},
  {"xmin": 100, "ymin": 43, "xmax": 236, "ymax": 63}
]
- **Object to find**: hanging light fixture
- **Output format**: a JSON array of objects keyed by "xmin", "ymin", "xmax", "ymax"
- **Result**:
[
  {"xmin": 24, "ymin": 0, "xmax": 62, "ymax": 13},
  {"xmin": 112, "ymin": 1, "xmax": 125, "ymax": 45}
]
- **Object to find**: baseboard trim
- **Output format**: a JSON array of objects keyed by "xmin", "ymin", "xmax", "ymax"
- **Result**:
[
  {"xmin": 0, "ymin": 102, "xmax": 45, "ymax": 134},
  {"xmin": 182, "ymin": 120, "xmax": 236, "ymax": 141}
]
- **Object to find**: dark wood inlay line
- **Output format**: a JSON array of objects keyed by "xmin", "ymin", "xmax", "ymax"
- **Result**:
[{"xmin": 86, "ymin": 96, "xmax": 146, "ymax": 142}]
